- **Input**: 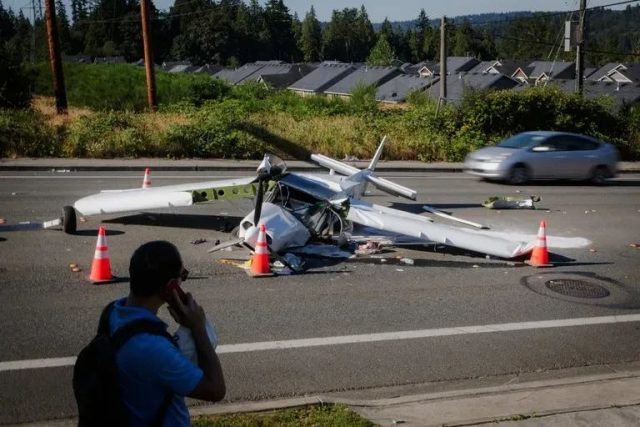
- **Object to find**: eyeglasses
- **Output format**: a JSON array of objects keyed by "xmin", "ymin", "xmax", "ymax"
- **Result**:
[{"xmin": 179, "ymin": 268, "xmax": 189, "ymax": 281}]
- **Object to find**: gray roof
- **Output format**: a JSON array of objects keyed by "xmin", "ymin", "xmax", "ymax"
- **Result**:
[
  {"xmin": 423, "ymin": 73, "xmax": 520, "ymax": 104},
  {"xmin": 468, "ymin": 60, "xmax": 528, "ymax": 77},
  {"xmin": 546, "ymin": 79, "xmax": 640, "ymax": 107},
  {"xmin": 436, "ymin": 56, "xmax": 480, "ymax": 74},
  {"xmin": 257, "ymin": 64, "xmax": 317, "ymax": 89},
  {"xmin": 324, "ymin": 66, "xmax": 402, "ymax": 96},
  {"xmin": 240, "ymin": 63, "xmax": 314, "ymax": 85},
  {"xmin": 288, "ymin": 62, "xmax": 357, "ymax": 93},
  {"xmin": 375, "ymin": 74, "xmax": 438, "ymax": 103},
  {"xmin": 602, "ymin": 64, "xmax": 640, "ymax": 83},
  {"xmin": 527, "ymin": 61, "xmax": 575, "ymax": 79},
  {"xmin": 212, "ymin": 63, "xmax": 266, "ymax": 85},
  {"xmin": 93, "ymin": 56, "xmax": 126, "ymax": 64}
]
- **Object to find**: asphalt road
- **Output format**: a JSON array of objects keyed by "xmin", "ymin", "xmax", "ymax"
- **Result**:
[{"xmin": 1, "ymin": 171, "xmax": 639, "ymax": 425}]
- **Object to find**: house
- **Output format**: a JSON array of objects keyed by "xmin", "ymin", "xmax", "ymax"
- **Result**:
[
  {"xmin": 212, "ymin": 62, "xmax": 266, "ymax": 85},
  {"xmin": 545, "ymin": 79, "xmax": 640, "ymax": 108},
  {"xmin": 323, "ymin": 65, "xmax": 402, "ymax": 98},
  {"xmin": 62, "ymin": 54, "xmax": 92, "ymax": 63},
  {"xmin": 256, "ymin": 64, "xmax": 316, "ymax": 89},
  {"xmin": 417, "ymin": 61, "xmax": 439, "ymax": 77},
  {"xmin": 375, "ymin": 74, "xmax": 438, "ymax": 103},
  {"xmin": 468, "ymin": 60, "xmax": 528, "ymax": 78},
  {"xmin": 288, "ymin": 61, "xmax": 357, "ymax": 96},
  {"xmin": 596, "ymin": 64, "xmax": 640, "ymax": 83},
  {"xmin": 422, "ymin": 73, "xmax": 520, "ymax": 104},
  {"xmin": 162, "ymin": 61, "xmax": 199, "ymax": 73},
  {"xmin": 418, "ymin": 57, "xmax": 479, "ymax": 77},
  {"xmin": 93, "ymin": 56, "xmax": 126, "ymax": 64},
  {"xmin": 522, "ymin": 61, "xmax": 575, "ymax": 85}
]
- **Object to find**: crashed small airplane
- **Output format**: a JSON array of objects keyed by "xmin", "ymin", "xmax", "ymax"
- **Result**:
[{"xmin": 63, "ymin": 137, "xmax": 534, "ymax": 261}]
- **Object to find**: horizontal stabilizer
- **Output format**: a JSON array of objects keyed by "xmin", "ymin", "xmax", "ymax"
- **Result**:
[{"xmin": 310, "ymin": 154, "xmax": 360, "ymax": 176}]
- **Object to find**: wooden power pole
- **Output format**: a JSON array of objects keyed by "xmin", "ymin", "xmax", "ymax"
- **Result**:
[
  {"xmin": 575, "ymin": 0, "xmax": 587, "ymax": 95},
  {"xmin": 140, "ymin": 0, "xmax": 157, "ymax": 111},
  {"xmin": 44, "ymin": 0, "xmax": 67, "ymax": 114},
  {"xmin": 440, "ymin": 16, "xmax": 447, "ymax": 103}
]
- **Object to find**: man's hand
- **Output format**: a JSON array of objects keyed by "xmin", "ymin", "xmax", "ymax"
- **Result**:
[{"xmin": 167, "ymin": 290, "xmax": 206, "ymax": 332}]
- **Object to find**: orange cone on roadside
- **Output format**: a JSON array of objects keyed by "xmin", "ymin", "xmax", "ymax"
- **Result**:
[
  {"xmin": 526, "ymin": 220, "xmax": 553, "ymax": 267},
  {"xmin": 89, "ymin": 226, "xmax": 114, "ymax": 283},
  {"xmin": 248, "ymin": 224, "xmax": 274, "ymax": 277},
  {"xmin": 142, "ymin": 168, "xmax": 151, "ymax": 189}
]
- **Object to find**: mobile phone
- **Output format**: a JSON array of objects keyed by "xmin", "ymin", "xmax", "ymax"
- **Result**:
[{"xmin": 163, "ymin": 281, "xmax": 187, "ymax": 307}]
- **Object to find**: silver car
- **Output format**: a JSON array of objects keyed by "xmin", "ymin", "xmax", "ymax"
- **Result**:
[{"xmin": 463, "ymin": 131, "xmax": 618, "ymax": 185}]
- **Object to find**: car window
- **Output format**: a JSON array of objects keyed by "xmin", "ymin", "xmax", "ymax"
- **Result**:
[
  {"xmin": 498, "ymin": 133, "xmax": 546, "ymax": 149},
  {"xmin": 536, "ymin": 136, "xmax": 569, "ymax": 152},
  {"xmin": 564, "ymin": 136, "xmax": 599, "ymax": 151}
]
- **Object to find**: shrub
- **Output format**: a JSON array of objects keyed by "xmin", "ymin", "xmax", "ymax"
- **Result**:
[{"xmin": 0, "ymin": 108, "xmax": 60, "ymax": 157}]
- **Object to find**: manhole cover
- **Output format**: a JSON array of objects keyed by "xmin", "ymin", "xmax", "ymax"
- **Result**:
[{"xmin": 545, "ymin": 279, "xmax": 610, "ymax": 298}]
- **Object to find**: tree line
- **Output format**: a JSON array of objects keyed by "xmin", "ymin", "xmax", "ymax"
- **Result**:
[{"xmin": 1, "ymin": 0, "xmax": 639, "ymax": 68}]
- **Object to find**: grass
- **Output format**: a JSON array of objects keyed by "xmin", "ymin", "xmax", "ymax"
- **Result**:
[{"xmin": 192, "ymin": 404, "xmax": 376, "ymax": 427}]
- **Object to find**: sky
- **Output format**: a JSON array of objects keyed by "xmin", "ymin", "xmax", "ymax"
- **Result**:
[{"xmin": 4, "ymin": 0, "xmax": 632, "ymax": 22}]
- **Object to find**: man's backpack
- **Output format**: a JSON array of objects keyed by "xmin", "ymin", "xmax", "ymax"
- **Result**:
[{"xmin": 73, "ymin": 301, "xmax": 176, "ymax": 427}]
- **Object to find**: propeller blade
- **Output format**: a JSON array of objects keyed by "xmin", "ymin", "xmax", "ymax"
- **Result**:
[{"xmin": 253, "ymin": 179, "xmax": 264, "ymax": 225}]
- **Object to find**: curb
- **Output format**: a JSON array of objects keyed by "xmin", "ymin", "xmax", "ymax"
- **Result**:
[{"xmin": 189, "ymin": 369, "xmax": 640, "ymax": 417}]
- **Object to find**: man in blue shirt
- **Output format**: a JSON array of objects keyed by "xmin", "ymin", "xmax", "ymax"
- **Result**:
[{"xmin": 110, "ymin": 240, "xmax": 226, "ymax": 426}]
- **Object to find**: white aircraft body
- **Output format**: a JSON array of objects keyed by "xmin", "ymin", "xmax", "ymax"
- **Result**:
[{"xmin": 65, "ymin": 138, "xmax": 534, "ymax": 260}]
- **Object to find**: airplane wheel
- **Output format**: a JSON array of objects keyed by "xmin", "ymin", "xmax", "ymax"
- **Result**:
[{"xmin": 62, "ymin": 205, "xmax": 77, "ymax": 234}]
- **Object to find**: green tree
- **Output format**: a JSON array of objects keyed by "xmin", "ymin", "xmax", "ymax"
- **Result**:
[
  {"xmin": 300, "ymin": 5, "xmax": 321, "ymax": 62},
  {"xmin": 264, "ymin": 0, "xmax": 296, "ymax": 61},
  {"xmin": 367, "ymin": 33, "xmax": 394, "ymax": 66},
  {"xmin": 56, "ymin": 0, "xmax": 72, "ymax": 53}
]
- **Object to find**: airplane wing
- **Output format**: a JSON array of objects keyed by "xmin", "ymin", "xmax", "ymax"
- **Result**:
[
  {"xmin": 346, "ymin": 200, "xmax": 533, "ymax": 259},
  {"xmin": 74, "ymin": 177, "xmax": 257, "ymax": 216}
]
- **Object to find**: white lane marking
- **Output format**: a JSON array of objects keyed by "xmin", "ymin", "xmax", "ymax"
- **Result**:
[{"xmin": 1, "ymin": 314, "xmax": 639, "ymax": 372}]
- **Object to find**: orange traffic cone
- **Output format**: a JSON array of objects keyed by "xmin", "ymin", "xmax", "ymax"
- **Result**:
[
  {"xmin": 248, "ymin": 224, "xmax": 274, "ymax": 277},
  {"xmin": 142, "ymin": 168, "xmax": 151, "ymax": 189},
  {"xmin": 526, "ymin": 220, "xmax": 552, "ymax": 267},
  {"xmin": 89, "ymin": 226, "xmax": 114, "ymax": 283}
]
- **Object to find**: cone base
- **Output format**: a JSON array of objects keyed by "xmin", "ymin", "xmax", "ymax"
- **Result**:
[
  {"xmin": 88, "ymin": 275, "xmax": 116, "ymax": 284},
  {"xmin": 525, "ymin": 261, "xmax": 553, "ymax": 268},
  {"xmin": 247, "ymin": 271, "xmax": 275, "ymax": 277}
]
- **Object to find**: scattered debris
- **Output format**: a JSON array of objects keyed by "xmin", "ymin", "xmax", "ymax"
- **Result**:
[
  {"xmin": 190, "ymin": 238, "xmax": 207, "ymax": 245},
  {"xmin": 69, "ymin": 263, "xmax": 81, "ymax": 272},
  {"xmin": 392, "ymin": 420, "xmax": 405, "ymax": 425},
  {"xmin": 282, "ymin": 253, "xmax": 304, "ymax": 272},
  {"xmin": 589, "ymin": 248, "xmax": 597, "ymax": 253},
  {"xmin": 395, "ymin": 268, "xmax": 404, "ymax": 272},
  {"xmin": 355, "ymin": 241, "xmax": 384, "ymax": 255},
  {"xmin": 472, "ymin": 264, "xmax": 479, "ymax": 268},
  {"xmin": 629, "ymin": 243, "xmax": 640, "ymax": 248},
  {"xmin": 483, "ymin": 195, "xmax": 540, "ymax": 210},
  {"xmin": 400, "ymin": 257, "xmax": 414, "ymax": 265},
  {"xmin": 218, "ymin": 258, "xmax": 250, "ymax": 269},
  {"xmin": 0, "ymin": 218, "xmax": 5, "ymax": 224}
]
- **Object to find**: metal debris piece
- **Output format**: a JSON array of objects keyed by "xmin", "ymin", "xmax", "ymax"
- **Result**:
[
  {"xmin": 355, "ymin": 241, "xmax": 384, "ymax": 255},
  {"xmin": 282, "ymin": 253, "xmax": 304, "ymax": 271},
  {"xmin": 190, "ymin": 238, "xmax": 207, "ymax": 245},
  {"xmin": 473, "ymin": 264, "xmax": 479, "ymax": 268},
  {"xmin": 589, "ymin": 248, "xmax": 597, "ymax": 252},
  {"xmin": 400, "ymin": 257, "xmax": 414, "ymax": 265},
  {"xmin": 630, "ymin": 243, "xmax": 640, "ymax": 248},
  {"xmin": 71, "ymin": 267, "xmax": 82, "ymax": 272},
  {"xmin": 69, "ymin": 263, "xmax": 77, "ymax": 268},
  {"xmin": 483, "ymin": 195, "xmax": 540, "ymax": 210}
]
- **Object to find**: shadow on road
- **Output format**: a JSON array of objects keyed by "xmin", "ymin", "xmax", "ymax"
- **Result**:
[{"xmin": 103, "ymin": 213, "xmax": 242, "ymax": 232}]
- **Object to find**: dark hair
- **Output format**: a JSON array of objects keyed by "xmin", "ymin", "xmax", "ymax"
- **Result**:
[{"xmin": 129, "ymin": 241, "xmax": 183, "ymax": 297}]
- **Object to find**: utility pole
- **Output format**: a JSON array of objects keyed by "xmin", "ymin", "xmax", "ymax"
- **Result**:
[
  {"xmin": 44, "ymin": 0, "xmax": 67, "ymax": 114},
  {"xmin": 575, "ymin": 0, "xmax": 586, "ymax": 95},
  {"xmin": 140, "ymin": 0, "xmax": 157, "ymax": 111},
  {"xmin": 439, "ymin": 16, "xmax": 447, "ymax": 104}
]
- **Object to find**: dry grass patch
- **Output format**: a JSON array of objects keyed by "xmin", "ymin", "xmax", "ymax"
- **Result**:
[{"xmin": 31, "ymin": 96, "xmax": 94, "ymax": 127}]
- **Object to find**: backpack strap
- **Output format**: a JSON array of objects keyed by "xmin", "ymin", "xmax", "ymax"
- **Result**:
[{"xmin": 105, "ymin": 304, "xmax": 179, "ymax": 427}]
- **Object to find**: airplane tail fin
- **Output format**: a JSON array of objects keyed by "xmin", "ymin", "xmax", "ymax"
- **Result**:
[{"xmin": 367, "ymin": 135, "xmax": 387, "ymax": 172}]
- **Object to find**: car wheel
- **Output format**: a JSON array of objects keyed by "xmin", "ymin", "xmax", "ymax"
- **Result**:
[
  {"xmin": 62, "ymin": 205, "xmax": 77, "ymax": 234},
  {"xmin": 508, "ymin": 165, "xmax": 529, "ymax": 185},
  {"xmin": 589, "ymin": 166, "xmax": 609, "ymax": 185}
]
